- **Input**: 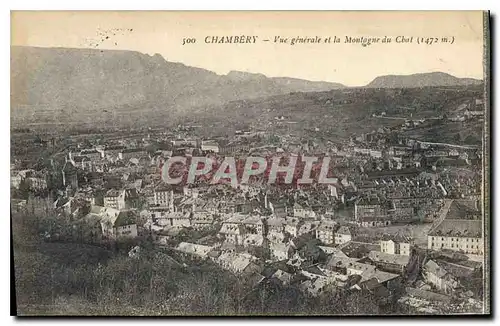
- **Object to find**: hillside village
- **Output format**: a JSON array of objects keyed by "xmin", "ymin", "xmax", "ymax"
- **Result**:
[{"xmin": 11, "ymin": 94, "xmax": 486, "ymax": 314}]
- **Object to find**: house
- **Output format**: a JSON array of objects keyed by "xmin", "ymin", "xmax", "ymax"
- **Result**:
[
  {"xmin": 298, "ymin": 276, "xmax": 333, "ymax": 297},
  {"xmin": 367, "ymin": 251, "xmax": 410, "ymax": 274},
  {"xmin": 62, "ymin": 160, "xmax": 79, "ymax": 190},
  {"xmin": 26, "ymin": 175, "xmax": 48, "ymax": 191},
  {"xmin": 293, "ymin": 202, "xmax": 316, "ymax": 218},
  {"xmin": 201, "ymin": 140, "xmax": 220, "ymax": 153},
  {"xmin": 326, "ymin": 256, "xmax": 361, "ymax": 273},
  {"xmin": 344, "ymin": 260, "xmax": 401, "ymax": 290},
  {"xmin": 315, "ymin": 220, "xmax": 337, "ymax": 245},
  {"xmin": 118, "ymin": 148, "xmax": 148, "ymax": 161},
  {"xmin": 154, "ymin": 228, "xmax": 181, "ymax": 245},
  {"xmin": 71, "ymin": 155, "xmax": 93, "ymax": 171},
  {"xmin": 241, "ymin": 215, "xmax": 264, "ymax": 235},
  {"xmin": 199, "ymin": 199, "xmax": 220, "ymax": 214},
  {"xmin": 191, "ymin": 211, "xmax": 214, "ymax": 230},
  {"xmin": 114, "ymin": 210, "xmax": 138, "ymax": 238},
  {"xmin": 340, "ymin": 241, "xmax": 380, "ymax": 259},
  {"xmin": 335, "ymin": 226, "xmax": 352, "ymax": 245},
  {"xmin": 10, "ymin": 171, "xmax": 23, "ymax": 189},
  {"xmin": 266, "ymin": 217, "xmax": 286, "ymax": 243},
  {"xmin": 104, "ymin": 189, "xmax": 126, "ymax": 210},
  {"xmin": 284, "ymin": 217, "xmax": 302, "ymax": 237},
  {"xmin": 54, "ymin": 196, "xmax": 91, "ymax": 218},
  {"xmin": 97, "ymin": 145, "xmax": 122, "ymax": 161},
  {"xmin": 380, "ymin": 237, "xmax": 412, "ymax": 256},
  {"xmin": 171, "ymin": 138, "xmax": 198, "ymax": 147},
  {"xmin": 79, "ymin": 148, "xmax": 102, "ymax": 161},
  {"xmin": 354, "ymin": 198, "xmax": 390, "ymax": 227},
  {"xmin": 268, "ymin": 199, "xmax": 288, "ymax": 218},
  {"xmin": 183, "ymin": 186, "xmax": 200, "ymax": 198},
  {"xmin": 124, "ymin": 188, "xmax": 141, "ymax": 209},
  {"xmin": 176, "ymin": 242, "xmax": 213, "ymax": 260},
  {"xmin": 147, "ymin": 206, "xmax": 173, "ymax": 226},
  {"xmin": 423, "ymin": 260, "xmax": 461, "ymax": 294},
  {"xmin": 243, "ymin": 234, "xmax": 265, "ymax": 248},
  {"xmin": 399, "ymin": 287, "xmax": 452, "ymax": 313},
  {"xmin": 318, "ymin": 246, "xmax": 349, "ymax": 257},
  {"xmin": 269, "ymin": 242, "xmax": 293, "ymax": 261},
  {"xmin": 219, "ymin": 215, "xmax": 246, "ymax": 245},
  {"xmin": 87, "ymin": 206, "xmax": 136, "ymax": 239},
  {"xmin": 427, "ymin": 219, "xmax": 483, "ymax": 255},
  {"xmin": 297, "ymin": 220, "xmax": 319, "ymax": 236},
  {"xmin": 216, "ymin": 252, "xmax": 261, "ymax": 275},
  {"xmin": 356, "ymin": 216, "xmax": 392, "ymax": 228},
  {"xmin": 154, "ymin": 186, "xmax": 173, "ymax": 208},
  {"xmin": 270, "ymin": 269, "xmax": 293, "ymax": 285},
  {"xmin": 165, "ymin": 211, "xmax": 192, "ymax": 228}
]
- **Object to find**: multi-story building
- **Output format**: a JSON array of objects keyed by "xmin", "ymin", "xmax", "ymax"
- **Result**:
[
  {"xmin": 334, "ymin": 226, "xmax": 352, "ymax": 245},
  {"xmin": 104, "ymin": 189, "xmax": 126, "ymax": 210},
  {"xmin": 284, "ymin": 217, "xmax": 302, "ymax": 238},
  {"xmin": 427, "ymin": 219, "xmax": 483, "ymax": 255},
  {"xmin": 219, "ymin": 214, "xmax": 246, "ymax": 245},
  {"xmin": 242, "ymin": 215, "xmax": 264, "ymax": 235},
  {"xmin": 119, "ymin": 148, "xmax": 149, "ymax": 161},
  {"xmin": 201, "ymin": 140, "xmax": 220, "ymax": 153},
  {"xmin": 154, "ymin": 186, "xmax": 173, "ymax": 208},
  {"xmin": 293, "ymin": 202, "xmax": 316, "ymax": 218},
  {"xmin": 354, "ymin": 198, "xmax": 390, "ymax": 227},
  {"xmin": 266, "ymin": 217, "xmax": 286, "ymax": 243},
  {"xmin": 380, "ymin": 237, "xmax": 412, "ymax": 256},
  {"xmin": 315, "ymin": 220, "xmax": 337, "ymax": 245},
  {"xmin": 354, "ymin": 198, "xmax": 383, "ymax": 221}
]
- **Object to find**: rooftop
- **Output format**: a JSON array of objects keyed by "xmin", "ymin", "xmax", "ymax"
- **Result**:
[
  {"xmin": 114, "ymin": 210, "xmax": 137, "ymax": 227},
  {"xmin": 428, "ymin": 219, "xmax": 482, "ymax": 238},
  {"xmin": 368, "ymin": 251, "xmax": 410, "ymax": 266}
]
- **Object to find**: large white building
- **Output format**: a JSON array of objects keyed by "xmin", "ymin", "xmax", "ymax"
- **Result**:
[
  {"xmin": 104, "ymin": 189, "xmax": 126, "ymax": 210},
  {"xmin": 201, "ymin": 140, "xmax": 220, "ymax": 153},
  {"xmin": 428, "ymin": 219, "xmax": 483, "ymax": 255}
]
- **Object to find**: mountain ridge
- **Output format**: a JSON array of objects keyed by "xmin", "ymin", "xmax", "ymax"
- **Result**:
[
  {"xmin": 366, "ymin": 71, "xmax": 482, "ymax": 88},
  {"xmin": 11, "ymin": 46, "xmax": 483, "ymax": 125},
  {"xmin": 10, "ymin": 46, "xmax": 344, "ymax": 113}
]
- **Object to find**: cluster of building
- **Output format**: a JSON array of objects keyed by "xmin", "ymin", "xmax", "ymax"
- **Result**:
[{"xmin": 10, "ymin": 109, "xmax": 485, "ymax": 312}]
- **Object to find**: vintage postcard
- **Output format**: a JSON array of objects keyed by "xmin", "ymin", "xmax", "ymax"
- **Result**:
[{"xmin": 10, "ymin": 11, "xmax": 490, "ymax": 316}]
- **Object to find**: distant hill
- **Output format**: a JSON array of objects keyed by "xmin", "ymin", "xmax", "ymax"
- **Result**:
[
  {"xmin": 366, "ymin": 72, "xmax": 483, "ymax": 88},
  {"xmin": 180, "ymin": 84, "xmax": 484, "ymax": 145},
  {"xmin": 11, "ymin": 46, "xmax": 344, "ymax": 118}
]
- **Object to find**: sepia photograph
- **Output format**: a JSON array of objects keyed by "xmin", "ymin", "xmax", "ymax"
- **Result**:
[{"xmin": 10, "ymin": 10, "xmax": 490, "ymax": 316}]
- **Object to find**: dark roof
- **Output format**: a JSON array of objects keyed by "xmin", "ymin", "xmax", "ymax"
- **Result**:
[
  {"xmin": 341, "ymin": 241, "xmax": 379, "ymax": 258},
  {"xmin": 428, "ymin": 219, "xmax": 482, "ymax": 237},
  {"xmin": 80, "ymin": 149, "xmax": 99, "ymax": 155},
  {"xmin": 436, "ymin": 260, "xmax": 476, "ymax": 279},
  {"xmin": 303, "ymin": 265, "xmax": 326, "ymax": 277},
  {"xmin": 105, "ymin": 189, "xmax": 123, "ymax": 197},
  {"xmin": 125, "ymin": 188, "xmax": 139, "ymax": 198},
  {"xmin": 380, "ymin": 234, "xmax": 412, "ymax": 243},
  {"xmin": 405, "ymin": 287, "xmax": 451, "ymax": 303},
  {"xmin": 361, "ymin": 277, "xmax": 381, "ymax": 291},
  {"xmin": 121, "ymin": 148, "xmax": 147, "ymax": 154},
  {"xmin": 105, "ymin": 145, "xmax": 126, "ymax": 151},
  {"xmin": 367, "ymin": 168, "xmax": 422, "ymax": 178},
  {"xmin": 114, "ymin": 211, "xmax": 137, "ymax": 227},
  {"xmin": 447, "ymin": 200, "xmax": 480, "ymax": 219}
]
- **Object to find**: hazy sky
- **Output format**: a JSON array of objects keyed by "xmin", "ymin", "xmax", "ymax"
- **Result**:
[{"xmin": 11, "ymin": 11, "xmax": 485, "ymax": 86}]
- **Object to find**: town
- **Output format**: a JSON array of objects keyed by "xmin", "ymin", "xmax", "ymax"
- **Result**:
[{"xmin": 11, "ymin": 94, "xmax": 485, "ymax": 315}]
